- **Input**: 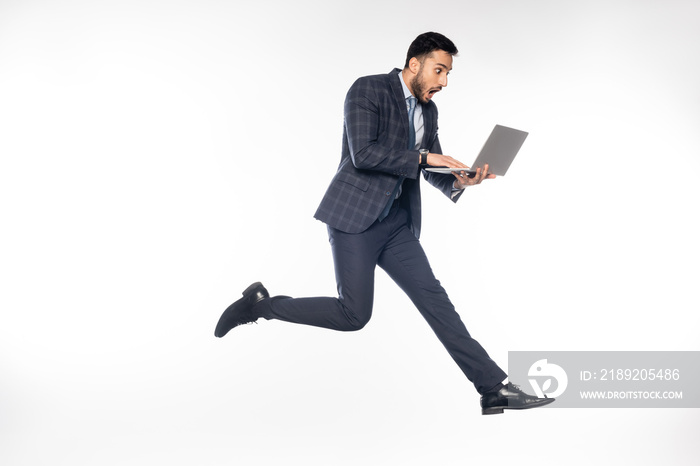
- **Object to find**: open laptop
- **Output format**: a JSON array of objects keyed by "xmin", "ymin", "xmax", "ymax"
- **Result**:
[{"xmin": 425, "ymin": 124, "xmax": 528, "ymax": 176}]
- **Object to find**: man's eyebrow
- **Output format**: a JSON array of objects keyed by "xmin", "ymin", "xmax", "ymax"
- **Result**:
[{"xmin": 435, "ymin": 63, "xmax": 453, "ymax": 71}]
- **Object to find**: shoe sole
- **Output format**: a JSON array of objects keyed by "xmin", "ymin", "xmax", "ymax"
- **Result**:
[
  {"xmin": 482, "ymin": 407, "xmax": 504, "ymax": 415},
  {"xmin": 481, "ymin": 398, "xmax": 555, "ymax": 415}
]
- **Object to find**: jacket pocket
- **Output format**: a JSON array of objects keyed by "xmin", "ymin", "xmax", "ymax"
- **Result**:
[{"xmin": 334, "ymin": 170, "xmax": 371, "ymax": 192}]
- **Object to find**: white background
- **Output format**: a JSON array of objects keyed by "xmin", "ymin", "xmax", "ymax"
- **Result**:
[{"xmin": 1, "ymin": 0, "xmax": 698, "ymax": 464}]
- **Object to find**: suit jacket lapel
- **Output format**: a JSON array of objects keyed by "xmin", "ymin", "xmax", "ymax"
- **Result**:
[{"xmin": 389, "ymin": 69, "xmax": 409, "ymax": 139}]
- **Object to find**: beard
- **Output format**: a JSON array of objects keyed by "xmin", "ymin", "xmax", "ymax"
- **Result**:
[{"xmin": 410, "ymin": 72, "xmax": 429, "ymax": 104}]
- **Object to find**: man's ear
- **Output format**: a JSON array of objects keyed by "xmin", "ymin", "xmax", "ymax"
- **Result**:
[{"xmin": 408, "ymin": 56, "xmax": 421, "ymax": 75}]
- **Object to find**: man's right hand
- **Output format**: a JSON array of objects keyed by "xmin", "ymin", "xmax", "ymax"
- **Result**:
[{"xmin": 426, "ymin": 153, "xmax": 469, "ymax": 169}]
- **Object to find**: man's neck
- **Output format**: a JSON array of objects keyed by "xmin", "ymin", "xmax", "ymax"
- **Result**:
[{"xmin": 400, "ymin": 69, "xmax": 415, "ymax": 97}]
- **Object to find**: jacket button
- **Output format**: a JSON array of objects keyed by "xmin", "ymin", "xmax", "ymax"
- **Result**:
[{"xmin": 385, "ymin": 191, "xmax": 391, "ymax": 196}]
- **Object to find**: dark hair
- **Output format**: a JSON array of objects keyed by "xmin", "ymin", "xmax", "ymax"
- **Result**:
[{"xmin": 403, "ymin": 32, "xmax": 458, "ymax": 68}]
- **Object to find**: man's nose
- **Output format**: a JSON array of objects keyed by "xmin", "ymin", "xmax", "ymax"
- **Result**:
[{"xmin": 439, "ymin": 74, "xmax": 448, "ymax": 87}]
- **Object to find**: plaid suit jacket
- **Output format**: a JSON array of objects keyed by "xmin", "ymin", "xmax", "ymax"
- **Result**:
[{"xmin": 314, "ymin": 68, "xmax": 462, "ymax": 238}]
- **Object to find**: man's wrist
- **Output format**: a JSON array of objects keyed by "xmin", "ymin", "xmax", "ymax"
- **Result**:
[{"xmin": 419, "ymin": 149, "xmax": 429, "ymax": 166}]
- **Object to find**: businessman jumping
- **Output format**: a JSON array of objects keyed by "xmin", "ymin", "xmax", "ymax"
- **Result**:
[{"xmin": 215, "ymin": 32, "xmax": 554, "ymax": 415}]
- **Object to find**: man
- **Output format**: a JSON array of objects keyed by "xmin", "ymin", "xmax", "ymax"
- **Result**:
[{"xmin": 215, "ymin": 32, "xmax": 554, "ymax": 415}]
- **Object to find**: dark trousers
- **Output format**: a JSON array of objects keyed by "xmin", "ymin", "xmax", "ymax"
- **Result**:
[{"xmin": 255, "ymin": 203, "xmax": 507, "ymax": 394}]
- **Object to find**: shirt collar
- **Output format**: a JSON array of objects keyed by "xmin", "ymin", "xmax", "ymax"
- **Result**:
[{"xmin": 398, "ymin": 71, "xmax": 414, "ymax": 101}]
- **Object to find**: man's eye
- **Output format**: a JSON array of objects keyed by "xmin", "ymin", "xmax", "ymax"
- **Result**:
[{"xmin": 436, "ymin": 69, "xmax": 441, "ymax": 74}]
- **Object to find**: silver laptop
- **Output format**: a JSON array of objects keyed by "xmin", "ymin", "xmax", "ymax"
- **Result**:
[{"xmin": 426, "ymin": 124, "xmax": 528, "ymax": 176}]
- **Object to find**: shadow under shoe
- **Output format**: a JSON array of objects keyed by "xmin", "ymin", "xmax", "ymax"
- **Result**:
[
  {"xmin": 480, "ymin": 382, "xmax": 555, "ymax": 415},
  {"xmin": 214, "ymin": 282, "xmax": 269, "ymax": 338}
]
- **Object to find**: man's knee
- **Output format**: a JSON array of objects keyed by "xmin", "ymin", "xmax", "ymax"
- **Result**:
[{"xmin": 339, "ymin": 306, "xmax": 372, "ymax": 331}]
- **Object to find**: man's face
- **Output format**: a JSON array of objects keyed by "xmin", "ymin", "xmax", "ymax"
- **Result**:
[{"xmin": 409, "ymin": 50, "xmax": 453, "ymax": 104}]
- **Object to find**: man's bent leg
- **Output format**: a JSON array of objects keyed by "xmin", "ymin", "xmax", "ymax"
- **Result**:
[
  {"xmin": 255, "ymin": 224, "xmax": 385, "ymax": 331},
  {"xmin": 377, "ymin": 226, "xmax": 507, "ymax": 394}
]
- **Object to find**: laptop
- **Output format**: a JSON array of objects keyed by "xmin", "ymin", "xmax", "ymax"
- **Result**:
[{"xmin": 425, "ymin": 124, "xmax": 528, "ymax": 176}]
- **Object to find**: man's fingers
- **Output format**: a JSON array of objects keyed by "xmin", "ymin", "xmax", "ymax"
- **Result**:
[
  {"xmin": 437, "ymin": 154, "xmax": 468, "ymax": 169},
  {"xmin": 478, "ymin": 164, "xmax": 489, "ymax": 183},
  {"xmin": 449, "ymin": 164, "xmax": 496, "ymax": 188}
]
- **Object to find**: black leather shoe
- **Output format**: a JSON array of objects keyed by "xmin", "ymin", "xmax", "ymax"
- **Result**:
[
  {"xmin": 214, "ymin": 282, "xmax": 269, "ymax": 338},
  {"xmin": 480, "ymin": 382, "xmax": 555, "ymax": 415}
]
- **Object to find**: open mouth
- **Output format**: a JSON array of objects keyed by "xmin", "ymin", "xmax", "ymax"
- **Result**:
[{"xmin": 427, "ymin": 87, "xmax": 442, "ymax": 99}]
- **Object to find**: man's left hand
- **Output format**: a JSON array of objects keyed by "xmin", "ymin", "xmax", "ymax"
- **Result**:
[{"xmin": 453, "ymin": 163, "xmax": 496, "ymax": 189}]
